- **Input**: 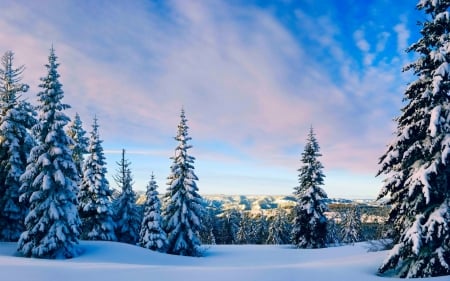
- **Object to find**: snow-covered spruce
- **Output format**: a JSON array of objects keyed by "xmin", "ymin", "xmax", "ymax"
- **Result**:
[
  {"xmin": 113, "ymin": 149, "xmax": 140, "ymax": 244},
  {"xmin": 266, "ymin": 208, "xmax": 291, "ymax": 245},
  {"xmin": 339, "ymin": 205, "xmax": 363, "ymax": 244},
  {"xmin": 377, "ymin": 0, "xmax": 450, "ymax": 277},
  {"xmin": 66, "ymin": 112, "xmax": 88, "ymax": 179},
  {"xmin": 0, "ymin": 51, "xmax": 36, "ymax": 242},
  {"xmin": 18, "ymin": 47, "xmax": 81, "ymax": 258},
  {"xmin": 217, "ymin": 209, "xmax": 241, "ymax": 244},
  {"xmin": 162, "ymin": 109, "xmax": 205, "ymax": 256},
  {"xmin": 138, "ymin": 173, "xmax": 167, "ymax": 252},
  {"xmin": 78, "ymin": 117, "xmax": 116, "ymax": 241},
  {"xmin": 291, "ymin": 126, "xmax": 328, "ymax": 249}
]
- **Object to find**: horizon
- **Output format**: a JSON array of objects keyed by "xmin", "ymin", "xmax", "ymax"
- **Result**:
[{"xmin": 0, "ymin": 0, "xmax": 424, "ymax": 198}]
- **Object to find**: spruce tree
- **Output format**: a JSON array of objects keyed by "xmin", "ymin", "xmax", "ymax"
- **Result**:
[
  {"xmin": 219, "ymin": 209, "xmax": 241, "ymax": 244},
  {"xmin": 113, "ymin": 149, "xmax": 140, "ymax": 244},
  {"xmin": 18, "ymin": 47, "xmax": 81, "ymax": 258},
  {"xmin": 267, "ymin": 208, "xmax": 290, "ymax": 245},
  {"xmin": 78, "ymin": 117, "xmax": 116, "ymax": 241},
  {"xmin": 162, "ymin": 109, "xmax": 205, "ymax": 256},
  {"xmin": 236, "ymin": 212, "xmax": 250, "ymax": 244},
  {"xmin": 138, "ymin": 172, "xmax": 167, "ymax": 252},
  {"xmin": 339, "ymin": 205, "xmax": 363, "ymax": 244},
  {"xmin": 199, "ymin": 205, "xmax": 217, "ymax": 244},
  {"xmin": 66, "ymin": 113, "xmax": 88, "ymax": 179},
  {"xmin": 291, "ymin": 126, "xmax": 328, "ymax": 248},
  {"xmin": 377, "ymin": 0, "xmax": 450, "ymax": 277},
  {"xmin": 0, "ymin": 51, "xmax": 36, "ymax": 241}
]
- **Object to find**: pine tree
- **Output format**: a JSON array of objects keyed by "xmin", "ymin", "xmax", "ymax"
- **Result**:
[
  {"xmin": 326, "ymin": 213, "xmax": 341, "ymax": 246},
  {"xmin": 217, "ymin": 209, "xmax": 241, "ymax": 244},
  {"xmin": 376, "ymin": 0, "xmax": 450, "ymax": 277},
  {"xmin": 291, "ymin": 126, "xmax": 328, "ymax": 249},
  {"xmin": 66, "ymin": 113, "xmax": 88, "ymax": 178},
  {"xmin": 18, "ymin": 47, "xmax": 81, "ymax": 258},
  {"xmin": 236, "ymin": 212, "xmax": 250, "ymax": 244},
  {"xmin": 248, "ymin": 214, "xmax": 268, "ymax": 244},
  {"xmin": 113, "ymin": 149, "xmax": 140, "ymax": 244},
  {"xmin": 162, "ymin": 109, "xmax": 205, "ymax": 256},
  {"xmin": 267, "ymin": 208, "xmax": 291, "ymax": 245},
  {"xmin": 199, "ymin": 204, "xmax": 217, "ymax": 245},
  {"xmin": 138, "ymin": 173, "xmax": 167, "ymax": 252},
  {"xmin": 339, "ymin": 205, "xmax": 363, "ymax": 245},
  {"xmin": 0, "ymin": 51, "xmax": 36, "ymax": 242},
  {"xmin": 78, "ymin": 117, "xmax": 116, "ymax": 241}
]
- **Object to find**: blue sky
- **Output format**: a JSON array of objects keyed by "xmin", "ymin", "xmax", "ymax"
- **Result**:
[{"xmin": 0, "ymin": 0, "xmax": 424, "ymax": 198}]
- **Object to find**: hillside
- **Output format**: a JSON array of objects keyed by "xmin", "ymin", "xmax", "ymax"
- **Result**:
[{"xmin": 0, "ymin": 241, "xmax": 447, "ymax": 281}]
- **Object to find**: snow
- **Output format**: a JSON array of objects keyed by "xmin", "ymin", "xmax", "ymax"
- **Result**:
[{"xmin": 0, "ymin": 241, "xmax": 448, "ymax": 281}]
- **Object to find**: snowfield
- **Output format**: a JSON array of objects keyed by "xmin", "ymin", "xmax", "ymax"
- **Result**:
[{"xmin": 0, "ymin": 241, "xmax": 447, "ymax": 281}]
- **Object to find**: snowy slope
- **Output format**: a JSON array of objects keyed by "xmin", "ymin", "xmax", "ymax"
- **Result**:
[{"xmin": 0, "ymin": 241, "xmax": 447, "ymax": 281}]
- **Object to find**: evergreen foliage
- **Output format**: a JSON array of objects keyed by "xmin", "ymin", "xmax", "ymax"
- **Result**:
[
  {"xmin": 377, "ymin": 0, "xmax": 450, "ymax": 277},
  {"xmin": 339, "ymin": 205, "xmax": 363, "ymax": 244},
  {"xmin": 162, "ymin": 109, "xmax": 204, "ymax": 256},
  {"xmin": 139, "ymin": 173, "xmax": 167, "ymax": 252},
  {"xmin": 291, "ymin": 126, "xmax": 328, "ymax": 249},
  {"xmin": 266, "ymin": 208, "xmax": 291, "ymax": 245},
  {"xmin": 66, "ymin": 113, "xmax": 88, "ymax": 178},
  {"xmin": 113, "ymin": 149, "xmax": 140, "ymax": 244},
  {"xmin": 0, "ymin": 51, "xmax": 35, "ymax": 241},
  {"xmin": 18, "ymin": 47, "xmax": 81, "ymax": 258},
  {"xmin": 78, "ymin": 117, "xmax": 116, "ymax": 241},
  {"xmin": 199, "ymin": 204, "xmax": 217, "ymax": 245},
  {"xmin": 236, "ymin": 212, "xmax": 250, "ymax": 244},
  {"xmin": 326, "ymin": 213, "xmax": 341, "ymax": 246},
  {"xmin": 216, "ymin": 209, "xmax": 241, "ymax": 244}
]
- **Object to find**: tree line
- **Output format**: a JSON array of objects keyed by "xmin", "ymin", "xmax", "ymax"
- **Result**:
[{"xmin": 0, "ymin": 1, "xmax": 449, "ymax": 278}]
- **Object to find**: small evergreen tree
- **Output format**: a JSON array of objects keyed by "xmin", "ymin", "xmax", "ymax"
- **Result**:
[
  {"xmin": 326, "ymin": 213, "xmax": 341, "ymax": 246},
  {"xmin": 377, "ymin": 0, "xmax": 450, "ymax": 277},
  {"xmin": 199, "ymin": 204, "xmax": 217, "ymax": 245},
  {"xmin": 267, "ymin": 208, "xmax": 291, "ymax": 245},
  {"xmin": 0, "ymin": 51, "xmax": 35, "ymax": 241},
  {"xmin": 339, "ymin": 205, "xmax": 363, "ymax": 244},
  {"xmin": 236, "ymin": 212, "xmax": 250, "ymax": 244},
  {"xmin": 217, "ymin": 209, "xmax": 241, "ymax": 244},
  {"xmin": 78, "ymin": 117, "xmax": 116, "ymax": 241},
  {"xmin": 139, "ymin": 172, "xmax": 167, "ymax": 252},
  {"xmin": 113, "ymin": 149, "xmax": 140, "ymax": 244},
  {"xmin": 248, "ymin": 214, "xmax": 268, "ymax": 244},
  {"xmin": 66, "ymin": 112, "xmax": 88, "ymax": 178},
  {"xmin": 291, "ymin": 126, "xmax": 328, "ymax": 248},
  {"xmin": 162, "ymin": 109, "xmax": 205, "ymax": 256},
  {"xmin": 18, "ymin": 47, "xmax": 81, "ymax": 258}
]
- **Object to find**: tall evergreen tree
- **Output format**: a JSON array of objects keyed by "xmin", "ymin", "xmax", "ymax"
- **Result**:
[
  {"xmin": 18, "ymin": 47, "xmax": 81, "ymax": 258},
  {"xmin": 291, "ymin": 126, "xmax": 328, "ymax": 249},
  {"xmin": 0, "ymin": 51, "xmax": 36, "ymax": 241},
  {"xmin": 113, "ymin": 149, "xmax": 140, "ymax": 244},
  {"xmin": 78, "ymin": 117, "xmax": 116, "ymax": 241},
  {"xmin": 139, "ymin": 172, "xmax": 167, "ymax": 252},
  {"xmin": 377, "ymin": 0, "xmax": 450, "ymax": 277},
  {"xmin": 162, "ymin": 109, "xmax": 205, "ymax": 256},
  {"xmin": 66, "ymin": 112, "xmax": 88, "ymax": 179}
]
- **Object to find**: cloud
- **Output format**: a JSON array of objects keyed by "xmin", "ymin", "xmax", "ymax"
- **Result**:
[{"xmin": 0, "ymin": 0, "xmax": 420, "ymax": 196}]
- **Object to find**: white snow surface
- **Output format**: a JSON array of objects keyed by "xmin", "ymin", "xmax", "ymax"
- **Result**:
[{"xmin": 0, "ymin": 241, "xmax": 448, "ymax": 281}]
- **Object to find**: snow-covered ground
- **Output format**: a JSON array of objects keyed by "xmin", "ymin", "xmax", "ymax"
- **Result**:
[{"xmin": 0, "ymin": 241, "xmax": 447, "ymax": 281}]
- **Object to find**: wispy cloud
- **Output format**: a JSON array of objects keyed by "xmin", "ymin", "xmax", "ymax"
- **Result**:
[{"xmin": 0, "ymin": 0, "xmax": 422, "ymax": 195}]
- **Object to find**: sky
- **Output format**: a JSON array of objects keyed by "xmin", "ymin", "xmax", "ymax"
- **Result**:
[{"xmin": 0, "ymin": 0, "xmax": 426, "ymax": 198}]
